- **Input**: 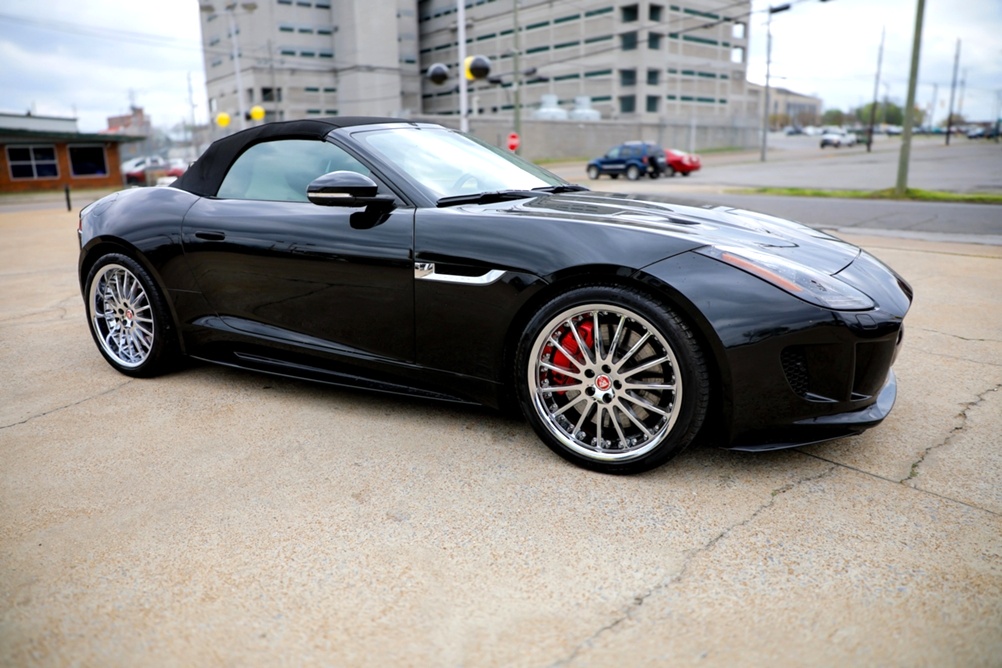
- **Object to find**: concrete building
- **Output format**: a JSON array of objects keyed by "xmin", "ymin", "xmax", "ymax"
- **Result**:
[
  {"xmin": 747, "ymin": 82, "xmax": 823, "ymax": 129},
  {"xmin": 198, "ymin": 0, "xmax": 754, "ymax": 130}
]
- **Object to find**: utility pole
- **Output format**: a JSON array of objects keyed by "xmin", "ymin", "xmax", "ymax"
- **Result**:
[
  {"xmin": 894, "ymin": 0, "xmax": 926, "ymax": 197},
  {"xmin": 513, "ymin": 0, "xmax": 521, "ymax": 152},
  {"xmin": 457, "ymin": 0, "xmax": 469, "ymax": 133},
  {"xmin": 945, "ymin": 39, "xmax": 960, "ymax": 145},
  {"xmin": 867, "ymin": 27, "xmax": 885, "ymax": 152},
  {"xmin": 927, "ymin": 82, "xmax": 938, "ymax": 129},
  {"xmin": 187, "ymin": 72, "xmax": 198, "ymax": 160}
]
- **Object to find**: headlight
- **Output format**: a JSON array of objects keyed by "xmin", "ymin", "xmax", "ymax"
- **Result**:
[{"xmin": 697, "ymin": 245, "xmax": 875, "ymax": 311}]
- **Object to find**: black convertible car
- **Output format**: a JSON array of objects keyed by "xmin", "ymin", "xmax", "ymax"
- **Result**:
[{"xmin": 78, "ymin": 118, "xmax": 912, "ymax": 474}]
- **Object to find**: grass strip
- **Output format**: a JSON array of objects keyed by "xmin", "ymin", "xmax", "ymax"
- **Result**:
[{"xmin": 734, "ymin": 187, "xmax": 1002, "ymax": 205}]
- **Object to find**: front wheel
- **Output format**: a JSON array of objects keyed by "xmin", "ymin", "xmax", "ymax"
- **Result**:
[
  {"xmin": 515, "ymin": 286, "xmax": 709, "ymax": 474},
  {"xmin": 85, "ymin": 253, "xmax": 179, "ymax": 378}
]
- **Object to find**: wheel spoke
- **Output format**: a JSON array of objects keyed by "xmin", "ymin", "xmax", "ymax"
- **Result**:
[
  {"xmin": 609, "ymin": 407, "xmax": 628, "ymax": 447},
  {"xmin": 566, "ymin": 318, "xmax": 595, "ymax": 364},
  {"xmin": 539, "ymin": 382, "xmax": 586, "ymax": 393},
  {"xmin": 550, "ymin": 394, "xmax": 586, "ymax": 418},
  {"xmin": 613, "ymin": 397, "xmax": 654, "ymax": 436},
  {"xmin": 594, "ymin": 405, "xmax": 604, "ymax": 444},
  {"xmin": 624, "ymin": 381, "xmax": 675, "ymax": 392},
  {"xmin": 540, "ymin": 360, "xmax": 585, "ymax": 382},
  {"xmin": 547, "ymin": 335, "xmax": 583, "ymax": 372},
  {"xmin": 622, "ymin": 354, "xmax": 670, "ymax": 378},
  {"xmin": 614, "ymin": 331, "xmax": 651, "ymax": 371},
  {"xmin": 592, "ymin": 311, "xmax": 603, "ymax": 360},
  {"xmin": 573, "ymin": 401, "xmax": 594, "ymax": 436},
  {"xmin": 605, "ymin": 314, "xmax": 626, "ymax": 363},
  {"xmin": 623, "ymin": 392, "xmax": 671, "ymax": 418}
]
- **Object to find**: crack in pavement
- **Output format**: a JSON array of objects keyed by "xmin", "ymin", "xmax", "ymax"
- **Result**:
[
  {"xmin": 550, "ymin": 465, "xmax": 838, "ymax": 667},
  {"xmin": 911, "ymin": 326, "xmax": 1002, "ymax": 344},
  {"xmin": 901, "ymin": 383, "xmax": 1002, "ymax": 485},
  {"xmin": 0, "ymin": 380, "xmax": 134, "ymax": 431}
]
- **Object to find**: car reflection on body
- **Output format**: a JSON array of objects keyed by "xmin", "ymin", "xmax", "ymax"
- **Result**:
[{"xmin": 78, "ymin": 118, "xmax": 912, "ymax": 474}]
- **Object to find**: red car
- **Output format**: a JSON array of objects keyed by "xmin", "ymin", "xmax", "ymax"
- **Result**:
[{"xmin": 664, "ymin": 149, "xmax": 701, "ymax": 176}]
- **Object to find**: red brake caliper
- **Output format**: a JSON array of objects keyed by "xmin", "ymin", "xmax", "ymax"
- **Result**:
[{"xmin": 546, "ymin": 320, "xmax": 594, "ymax": 392}]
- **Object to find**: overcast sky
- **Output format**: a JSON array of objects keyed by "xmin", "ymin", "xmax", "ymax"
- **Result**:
[{"xmin": 1, "ymin": 0, "xmax": 999, "ymax": 133}]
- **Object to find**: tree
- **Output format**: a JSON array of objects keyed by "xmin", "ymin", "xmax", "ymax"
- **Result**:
[{"xmin": 822, "ymin": 109, "xmax": 846, "ymax": 126}]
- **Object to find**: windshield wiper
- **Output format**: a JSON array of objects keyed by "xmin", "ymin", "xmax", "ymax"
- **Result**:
[
  {"xmin": 436, "ymin": 190, "xmax": 541, "ymax": 207},
  {"xmin": 532, "ymin": 184, "xmax": 590, "ymax": 193}
]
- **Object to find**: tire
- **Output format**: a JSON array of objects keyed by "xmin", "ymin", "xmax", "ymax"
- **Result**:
[
  {"xmin": 587, "ymin": 165, "xmax": 600, "ymax": 180},
  {"xmin": 515, "ymin": 285, "xmax": 709, "ymax": 474},
  {"xmin": 626, "ymin": 165, "xmax": 641, "ymax": 181},
  {"xmin": 682, "ymin": 171, "xmax": 691, "ymax": 177},
  {"xmin": 84, "ymin": 253, "xmax": 180, "ymax": 378},
  {"xmin": 666, "ymin": 166, "xmax": 676, "ymax": 177},
  {"xmin": 648, "ymin": 170, "xmax": 660, "ymax": 179}
]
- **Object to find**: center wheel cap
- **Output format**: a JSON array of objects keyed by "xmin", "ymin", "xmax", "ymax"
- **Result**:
[{"xmin": 595, "ymin": 374, "xmax": 612, "ymax": 392}]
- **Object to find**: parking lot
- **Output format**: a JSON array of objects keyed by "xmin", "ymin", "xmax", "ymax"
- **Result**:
[{"xmin": 2, "ymin": 150, "xmax": 1001, "ymax": 664}]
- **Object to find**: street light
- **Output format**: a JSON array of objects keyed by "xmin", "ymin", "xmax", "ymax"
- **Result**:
[
  {"xmin": 760, "ymin": 3, "xmax": 790, "ymax": 163},
  {"xmin": 200, "ymin": 3, "xmax": 258, "ymax": 131}
]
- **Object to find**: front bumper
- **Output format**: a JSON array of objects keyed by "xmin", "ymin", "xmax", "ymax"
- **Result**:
[{"xmin": 724, "ymin": 370, "xmax": 897, "ymax": 452}]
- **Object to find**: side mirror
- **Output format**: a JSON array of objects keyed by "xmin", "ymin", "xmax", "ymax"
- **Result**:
[{"xmin": 307, "ymin": 171, "xmax": 395, "ymax": 207}]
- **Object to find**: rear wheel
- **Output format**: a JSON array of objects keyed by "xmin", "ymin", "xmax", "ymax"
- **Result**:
[
  {"xmin": 587, "ymin": 165, "xmax": 600, "ymax": 180},
  {"xmin": 626, "ymin": 165, "xmax": 641, "ymax": 181},
  {"xmin": 666, "ymin": 166, "xmax": 676, "ymax": 177},
  {"xmin": 515, "ymin": 286, "xmax": 709, "ymax": 474},
  {"xmin": 85, "ymin": 253, "xmax": 179, "ymax": 377}
]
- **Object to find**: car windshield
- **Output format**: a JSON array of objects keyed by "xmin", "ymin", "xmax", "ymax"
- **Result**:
[{"xmin": 354, "ymin": 126, "xmax": 563, "ymax": 200}]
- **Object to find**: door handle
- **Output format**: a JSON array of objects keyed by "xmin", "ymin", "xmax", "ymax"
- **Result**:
[{"xmin": 194, "ymin": 231, "xmax": 226, "ymax": 241}]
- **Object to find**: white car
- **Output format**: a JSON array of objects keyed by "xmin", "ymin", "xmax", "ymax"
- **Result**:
[{"xmin": 819, "ymin": 129, "xmax": 857, "ymax": 148}]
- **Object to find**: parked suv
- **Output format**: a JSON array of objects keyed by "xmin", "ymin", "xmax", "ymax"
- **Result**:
[{"xmin": 587, "ymin": 141, "xmax": 668, "ymax": 180}]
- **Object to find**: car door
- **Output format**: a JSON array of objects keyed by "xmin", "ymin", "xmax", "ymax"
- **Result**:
[
  {"xmin": 603, "ymin": 146, "xmax": 625, "ymax": 174},
  {"xmin": 181, "ymin": 137, "xmax": 415, "ymax": 363}
]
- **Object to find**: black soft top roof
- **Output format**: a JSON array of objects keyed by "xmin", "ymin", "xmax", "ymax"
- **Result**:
[{"xmin": 172, "ymin": 116, "xmax": 409, "ymax": 197}]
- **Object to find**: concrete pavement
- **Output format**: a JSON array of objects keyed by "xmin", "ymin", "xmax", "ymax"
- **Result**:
[{"xmin": 1, "ymin": 204, "xmax": 1000, "ymax": 666}]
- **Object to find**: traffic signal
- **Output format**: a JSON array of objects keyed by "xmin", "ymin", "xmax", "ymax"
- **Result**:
[
  {"xmin": 427, "ymin": 63, "xmax": 449, "ymax": 85},
  {"xmin": 464, "ymin": 55, "xmax": 491, "ymax": 81}
]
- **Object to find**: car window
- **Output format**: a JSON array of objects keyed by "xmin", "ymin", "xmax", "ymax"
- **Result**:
[
  {"xmin": 217, "ymin": 139, "xmax": 371, "ymax": 201},
  {"xmin": 606, "ymin": 147, "xmax": 621, "ymax": 159}
]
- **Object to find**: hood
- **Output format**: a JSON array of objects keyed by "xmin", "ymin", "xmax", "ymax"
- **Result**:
[{"xmin": 494, "ymin": 191, "xmax": 860, "ymax": 275}]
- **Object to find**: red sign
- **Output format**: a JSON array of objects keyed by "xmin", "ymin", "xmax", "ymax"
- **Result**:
[{"xmin": 506, "ymin": 132, "xmax": 521, "ymax": 151}]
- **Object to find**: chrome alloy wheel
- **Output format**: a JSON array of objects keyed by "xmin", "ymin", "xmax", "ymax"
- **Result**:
[
  {"xmin": 528, "ymin": 304, "xmax": 683, "ymax": 462},
  {"xmin": 88, "ymin": 263, "xmax": 155, "ymax": 368}
]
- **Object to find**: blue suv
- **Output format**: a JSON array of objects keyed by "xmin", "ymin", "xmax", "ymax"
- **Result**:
[{"xmin": 587, "ymin": 141, "xmax": 668, "ymax": 180}]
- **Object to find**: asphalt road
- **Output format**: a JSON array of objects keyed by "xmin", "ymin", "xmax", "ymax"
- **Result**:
[
  {"xmin": 549, "ymin": 136, "xmax": 1002, "ymax": 245},
  {"xmin": 1, "ymin": 200, "xmax": 1000, "ymax": 664}
]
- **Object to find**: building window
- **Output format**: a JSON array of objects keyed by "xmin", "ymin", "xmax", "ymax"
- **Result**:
[
  {"xmin": 646, "ymin": 95, "xmax": 659, "ymax": 113},
  {"xmin": 647, "ymin": 68, "xmax": 660, "ymax": 85},
  {"xmin": 618, "ymin": 95, "xmax": 636, "ymax": 113},
  {"xmin": 69, "ymin": 145, "xmax": 108, "ymax": 177},
  {"xmin": 648, "ymin": 32, "xmax": 662, "ymax": 49},
  {"xmin": 7, "ymin": 145, "xmax": 58, "ymax": 179},
  {"xmin": 650, "ymin": 4, "xmax": 663, "ymax": 22},
  {"xmin": 732, "ymin": 22, "xmax": 746, "ymax": 39},
  {"xmin": 620, "ymin": 31, "xmax": 638, "ymax": 50},
  {"xmin": 619, "ymin": 69, "xmax": 637, "ymax": 86},
  {"xmin": 621, "ymin": 4, "xmax": 639, "ymax": 22},
  {"xmin": 262, "ymin": 87, "xmax": 283, "ymax": 102},
  {"xmin": 730, "ymin": 46, "xmax": 745, "ymax": 63}
]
